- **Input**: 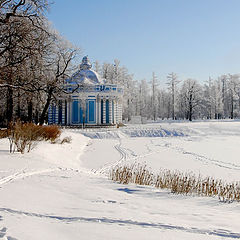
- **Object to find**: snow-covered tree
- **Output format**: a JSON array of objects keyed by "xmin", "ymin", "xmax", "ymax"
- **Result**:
[
  {"xmin": 150, "ymin": 72, "xmax": 158, "ymax": 121},
  {"xmin": 166, "ymin": 72, "xmax": 180, "ymax": 120},
  {"xmin": 180, "ymin": 79, "xmax": 202, "ymax": 121}
]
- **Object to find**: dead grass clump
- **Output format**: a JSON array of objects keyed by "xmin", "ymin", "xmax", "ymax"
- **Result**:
[
  {"xmin": 0, "ymin": 129, "xmax": 8, "ymax": 139},
  {"xmin": 110, "ymin": 163, "xmax": 240, "ymax": 203},
  {"xmin": 8, "ymin": 121, "xmax": 43, "ymax": 153},
  {"xmin": 41, "ymin": 125, "xmax": 61, "ymax": 143},
  {"xmin": 7, "ymin": 122, "xmax": 62, "ymax": 153},
  {"xmin": 110, "ymin": 163, "xmax": 154, "ymax": 185}
]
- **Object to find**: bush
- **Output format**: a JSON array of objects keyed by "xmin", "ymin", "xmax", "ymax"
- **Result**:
[
  {"xmin": 8, "ymin": 121, "xmax": 43, "ymax": 153},
  {"xmin": 7, "ymin": 122, "xmax": 62, "ymax": 153},
  {"xmin": 110, "ymin": 163, "xmax": 240, "ymax": 203},
  {"xmin": 41, "ymin": 125, "xmax": 61, "ymax": 143},
  {"xmin": 0, "ymin": 129, "xmax": 8, "ymax": 139}
]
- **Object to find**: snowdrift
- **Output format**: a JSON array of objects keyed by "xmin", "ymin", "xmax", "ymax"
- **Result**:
[{"xmin": 80, "ymin": 127, "xmax": 188, "ymax": 139}]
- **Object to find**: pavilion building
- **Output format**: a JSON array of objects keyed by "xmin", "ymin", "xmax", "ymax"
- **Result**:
[{"xmin": 48, "ymin": 56, "xmax": 123, "ymax": 126}]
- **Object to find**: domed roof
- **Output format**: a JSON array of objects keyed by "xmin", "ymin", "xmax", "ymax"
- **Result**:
[{"xmin": 69, "ymin": 56, "xmax": 104, "ymax": 85}]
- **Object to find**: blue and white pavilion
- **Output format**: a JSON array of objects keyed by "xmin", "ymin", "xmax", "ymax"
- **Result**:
[{"xmin": 48, "ymin": 56, "xmax": 123, "ymax": 126}]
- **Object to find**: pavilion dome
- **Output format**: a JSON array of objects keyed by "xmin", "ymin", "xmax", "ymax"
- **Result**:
[{"xmin": 69, "ymin": 56, "xmax": 104, "ymax": 85}]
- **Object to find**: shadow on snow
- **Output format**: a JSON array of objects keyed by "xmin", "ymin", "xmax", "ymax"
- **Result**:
[{"xmin": 0, "ymin": 208, "xmax": 239, "ymax": 239}]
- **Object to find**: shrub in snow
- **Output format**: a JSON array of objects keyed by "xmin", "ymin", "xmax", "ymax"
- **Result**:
[
  {"xmin": 0, "ymin": 129, "xmax": 8, "ymax": 139},
  {"xmin": 7, "ymin": 121, "xmax": 62, "ymax": 153},
  {"xmin": 41, "ymin": 125, "xmax": 61, "ymax": 143},
  {"xmin": 7, "ymin": 121, "xmax": 42, "ymax": 153}
]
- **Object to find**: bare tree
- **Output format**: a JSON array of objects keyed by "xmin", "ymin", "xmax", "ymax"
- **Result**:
[
  {"xmin": 38, "ymin": 36, "xmax": 80, "ymax": 124},
  {"xmin": 181, "ymin": 79, "xmax": 202, "ymax": 121},
  {"xmin": 166, "ymin": 72, "xmax": 180, "ymax": 120},
  {"xmin": 0, "ymin": 0, "xmax": 49, "ymax": 124},
  {"xmin": 150, "ymin": 72, "xmax": 158, "ymax": 121}
]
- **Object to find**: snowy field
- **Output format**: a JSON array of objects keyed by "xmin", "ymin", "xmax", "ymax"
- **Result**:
[{"xmin": 0, "ymin": 121, "xmax": 240, "ymax": 239}]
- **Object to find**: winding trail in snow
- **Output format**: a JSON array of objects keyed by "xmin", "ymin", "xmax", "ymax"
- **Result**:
[
  {"xmin": 0, "ymin": 168, "xmax": 59, "ymax": 186},
  {"xmin": 114, "ymin": 139, "xmax": 128, "ymax": 161},
  {"xmin": 96, "ymin": 139, "xmax": 130, "ymax": 174}
]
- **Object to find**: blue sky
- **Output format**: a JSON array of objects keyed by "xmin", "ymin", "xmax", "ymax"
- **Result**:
[{"xmin": 48, "ymin": 0, "xmax": 240, "ymax": 84}]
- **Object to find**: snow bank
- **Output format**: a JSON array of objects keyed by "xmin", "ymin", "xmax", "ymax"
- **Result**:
[
  {"xmin": 122, "ymin": 128, "xmax": 187, "ymax": 137},
  {"xmin": 79, "ymin": 127, "xmax": 188, "ymax": 139}
]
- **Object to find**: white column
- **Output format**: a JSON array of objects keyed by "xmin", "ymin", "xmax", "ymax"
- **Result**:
[
  {"xmin": 79, "ymin": 98, "xmax": 82, "ymax": 123},
  {"xmin": 115, "ymin": 99, "xmax": 118, "ymax": 124},
  {"xmin": 67, "ymin": 100, "xmax": 71, "ymax": 125},
  {"xmin": 97, "ymin": 97, "xmax": 101, "ymax": 125},
  {"xmin": 109, "ymin": 98, "xmax": 113, "ymax": 124},
  {"xmin": 113, "ymin": 99, "xmax": 116, "ymax": 124},
  {"xmin": 103, "ymin": 98, "xmax": 106, "ymax": 124},
  {"xmin": 48, "ymin": 104, "xmax": 52, "ymax": 124},
  {"xmin": 81, "ymin": 98, "xmax": 86, "ymax": 125},
  {"xmin": 62, "ymin": 100, "xmax": 65, "ymax": 125},
  {"xmin": 79, "ymin": 98, "xmax": 82, "ymax": 124},
  {"xmin": 96, "ymin": 96, "xmax": 98, "ymax": 124},
  {"xmin": 95, "ymin": 97, "xmax": 98, "ymax": 124},
  {"xmin": 119, "ymin": 100, "xmax": 122, "ymax": 123},
  {"xmin": 55, "ymin": 103, "xmax": 59, "ymax": 124}
]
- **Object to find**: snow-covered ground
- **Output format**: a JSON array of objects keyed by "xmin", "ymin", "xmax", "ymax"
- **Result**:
[{"xmin": 0, "ymin": 121, "xmax": 240, "ymax": 239}]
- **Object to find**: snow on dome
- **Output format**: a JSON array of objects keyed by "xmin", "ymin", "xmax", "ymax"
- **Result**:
[
  {"xmin": 69, "ymin": 56, "xmax": 104, "ymax": 85},
  {"xmin": 80, "ymin": 56, "xmax": 92, "ymax": 70}
]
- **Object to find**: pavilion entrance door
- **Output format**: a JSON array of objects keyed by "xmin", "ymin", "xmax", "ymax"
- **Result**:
[
  {"xmin": 72, "ymin": 100, "xmax": 84, "ymax": 124},
  {"xmin": 87, "ymin": 100, "xmax": 96, "ymax": 124},
  {"xmin": 72, "ymin": 100, "xmax": 79, "ymax": 124}
]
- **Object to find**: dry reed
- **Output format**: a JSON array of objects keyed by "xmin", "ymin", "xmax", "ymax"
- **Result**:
[{"xmin": 110, "ymin": 163, "xmax": 240, "ymax": 203}]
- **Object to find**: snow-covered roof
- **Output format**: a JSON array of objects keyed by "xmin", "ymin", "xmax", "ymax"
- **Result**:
[{"xmin": 67, "ymin": 56, "xmax": 105, "ymax": 85}]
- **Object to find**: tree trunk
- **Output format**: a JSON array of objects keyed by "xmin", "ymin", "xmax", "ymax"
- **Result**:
[
  {"xmin": 34, "ymin": 109, "xmax": 39, "ymax": 124},
  {"xmin": 189, "ymin": 93, "xmax": 193, "ymax": 121},
  {"xmin": 172, "ymin": 82, "xmax": 175, "ymax": 120},
  {"xmin": 189, "ymin": 106, "xmax": 192, "ymax": 121},
  {"xmin": 231, "ymin": 96, "xmax": 234, "ymax": 119},
  {"xmin": 6, "ymin": 87, "xmax": 13, "ymax": 124},
  {"xmin": 27, "ymin": 100, "xmax": 33, "ymax": 122},
  {"xmin": 17, "ymin": 91, "xmax": 21, "ymax": 119},
  {"xmin": 39, "ymin": 88, "xmax": 53, "ymax": 125}
]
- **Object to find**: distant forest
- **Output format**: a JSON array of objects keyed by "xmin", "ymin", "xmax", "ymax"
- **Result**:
[{"xmin": 93, "ymin": 61, "xmax": 240, "ymax": 122}]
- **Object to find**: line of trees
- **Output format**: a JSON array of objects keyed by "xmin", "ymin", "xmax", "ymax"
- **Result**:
[
  {"xmin": 94, "ymin": 60, "xmax": 240, "ymax": 121},
  {"xmin": 0, "ymin": 0, "xmax": 80, "ymax": 126},
  {"xmin": 1, "ymin": 1, "xmax": 240, "ymax": 126}
]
